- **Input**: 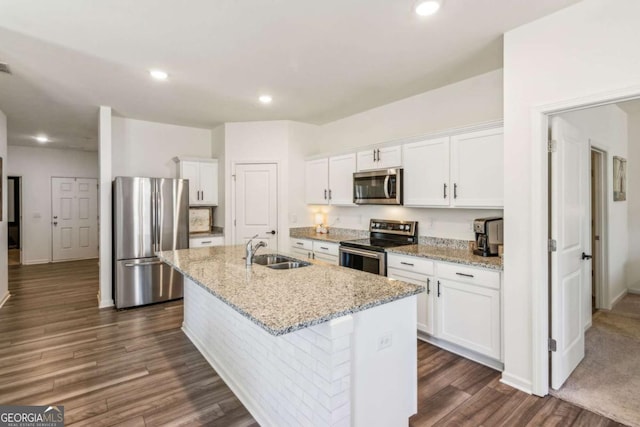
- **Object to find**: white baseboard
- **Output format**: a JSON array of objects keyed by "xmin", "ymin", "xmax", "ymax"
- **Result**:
[
  {"xmin": 500, "ymin": 372, "xmax": 533, "ymax": 395},
  {"xmin": 182, "ymin": 325, "xmax": 274, "ymax": 427},
  {"xmin": 627, "ymin": 288, "xmax": 640, "ymax": 295},
  {"xmin": 99, "ymin": 299, "xmax": 115, "ymax": 309},
  {"xmin": 0, "ymin": 292, "xmax": 11, "ymax": 309},
  {"xmin": 22, "ymin": 259, "xmax": 50, "ymax": 265},
  {"xmin": 610, "ymin": 289, "xmax": 628, "ymax": 308},
  {"xmin": 418, "ymin": 331, "xmax": 504, "ymax": 371}
]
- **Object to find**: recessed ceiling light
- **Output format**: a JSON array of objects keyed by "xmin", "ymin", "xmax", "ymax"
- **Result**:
[
  {"xmin": 149, "ymin": 69, "xmax": 169, "ymax": 80},
  {"xmin": 415, "ymin": 0, "xmax": 441, "ymax": 16},
  {"xmin": 35, "ymin": 135, "xmax": 49, "ymax": 143},
  {"xmin": 259, "ymin": 95, "xmax": 273, "ymax": 104}
]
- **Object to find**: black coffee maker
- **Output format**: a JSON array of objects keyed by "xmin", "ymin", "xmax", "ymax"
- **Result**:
[{"xmin": 473, "ymin": 217, "xmax": 504, "ymax": 257}]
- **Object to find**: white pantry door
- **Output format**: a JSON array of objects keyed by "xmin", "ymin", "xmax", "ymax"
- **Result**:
[
  {"xmin": 234, "ymin": 163, "xmax": 278, "ymax": 251},
  {"xmin": 550, "ymin": 117, "xmax": 590, "ymax": 390},
  {"xmin": 51, "ymin": 177, "xmax": 99, "ymax": 261}
]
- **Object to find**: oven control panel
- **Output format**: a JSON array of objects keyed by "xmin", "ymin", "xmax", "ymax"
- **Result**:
[{"xmin": 369, "ymin": 219, "xmax": 417, "ymax": 236}]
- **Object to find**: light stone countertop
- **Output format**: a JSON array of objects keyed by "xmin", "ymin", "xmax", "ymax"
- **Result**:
[
  {"xmin": 289, "ymin": 227, "xmax": 368, "ymax": 244},
  {"xmin": 158, "ymin": 245, "xmax": 424, "ymax": 336},
  {"xmin": 387, "ymin": 245, "xmax": 503, "ymax": 270}
]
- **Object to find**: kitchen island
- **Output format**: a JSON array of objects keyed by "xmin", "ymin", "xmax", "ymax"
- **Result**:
[{"xmin": 158, "ymin": 245, "xmax": 423, "ymax": 427}]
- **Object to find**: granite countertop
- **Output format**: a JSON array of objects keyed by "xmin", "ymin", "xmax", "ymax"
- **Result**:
[
  {"xmin": 189, "ymin": 226, "xmax": 224, "ymax": 238},
  {"xmin": 158, "ymin": 245, "xmax": 423, "ymax": 336},
  {"xmin": 289, "ymin": 227, "xmax": 368, "ymax": 244},
  {"xmin": 388, "ymin": 244, "xmax": 503, "ymax": 270}
]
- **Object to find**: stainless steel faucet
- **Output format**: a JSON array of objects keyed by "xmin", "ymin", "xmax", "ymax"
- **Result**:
[{"xmin": 245, "ymin": 234, "xmax": 267, "ymax": 266}]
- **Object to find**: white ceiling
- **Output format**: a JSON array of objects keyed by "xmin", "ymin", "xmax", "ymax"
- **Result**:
[{"xmin": 0, "ymin": 0, "xmax": 581, "ymax": 150}]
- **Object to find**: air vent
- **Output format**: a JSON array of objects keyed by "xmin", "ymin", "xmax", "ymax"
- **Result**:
[{"xmin": 0, "ymin": 62, "xmax": 12, "ymax": 75}]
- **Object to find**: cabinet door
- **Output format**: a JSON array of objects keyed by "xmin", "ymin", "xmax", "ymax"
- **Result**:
[
  {"xmin": 450, "ymin": 128, "xmax": 504, "ymax": 208},
  {"xmin": 180, "ymin": 161, "xmax": 200, "ymax": 205},
  {"xmin": 435, "ymin": 278, "xmax": 501, "ymax": 359},
  {"xmin": 198, "ymin": 161, "xmax": 218, "ymax": 205},
  {"xmin": 356, "ymin": 149, "xmax": 377, "ymax": 171},
  {"xmin": 403, "ymin": 137, "xmax": 450, "ymax": 206},
  {"xmin": 377, "ymin": 145, "xmax": 402, "ymax": 169},
  {"xmin": 328, "ymin": 154, "xmax": 356, "ymax": 205},
  {"xmin": 313, "ymin": 252, "xmax": 339, "ymax": 265},
  {"xmin": 305, "ymin": 159, "xmax": 329, "ymax": 205},
  {"xmin": 388, "ymin": 268, "xmax": 434, "ymax": 335}
]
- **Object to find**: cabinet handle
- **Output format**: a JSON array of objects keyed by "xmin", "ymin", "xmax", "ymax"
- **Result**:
[
  {"xmin": 437, "ymin": 280, "xmax": 441, "ymax": 297},
  {"xmin": 377, "ymin": 149, "xmax": 380, "ymax": 162},
  {"xmin": 320, "ymin": 246, "xmax": 329, "ymax": 250},
  {"xmin": 311, "ymin": 252, "xmax": 315, "ymax": 259},
  {"xmin": 328, "ymin": 189, "xmax": 332, "ymax": 200},
  {"xmin": 443, "ymin": 183, "xmax": 447, "ymax": 199},
  {"xmin": 373, "ymin": 149, "xmax": 377, "ymax": 162},
  {"xmin": 201, "ymin": 241, "xmax": 212, "ymax": 244},
  {"xmin": 454, "ymin": 183, "xmax": 458, "ymax": 199},
  {"xmin": 296, "ymin": 242, "xmax": 304, "ymax": 246},
  {"xmin": 400, "ymin": 261, "xmax": 414, "ymax": 267},
  {"xmin": 426, "ymin": 278, "xmax": 431, "ymax": 295},
  {"xmin": 456, "ymin": 272, "xmax": 474, "ymax": 278},
  {"xmin": 324, "ymin": 189, "xmax": 327, "ymax": 200}
]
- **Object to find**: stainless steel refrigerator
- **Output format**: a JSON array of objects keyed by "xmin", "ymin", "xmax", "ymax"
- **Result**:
[{"xmin": 113, "ymin": 177, "xmax": 189, "ymax": 308}]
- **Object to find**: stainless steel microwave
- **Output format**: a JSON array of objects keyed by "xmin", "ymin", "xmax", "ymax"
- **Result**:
[{"xmin": 353, "ymin": 168, "xmax": 403, "ymax": 205}]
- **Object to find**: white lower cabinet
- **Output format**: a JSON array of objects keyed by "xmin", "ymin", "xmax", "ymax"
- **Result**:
[
  {"xmin": 388, "ymin": 253, "xmax": 502, "ymax": 361},
  {"xmin": 189, "ymin": 236, "xmax": 225, "ymax": 248},
  {"xmin": 289, "ymin": 238, "xmax": 339, "ymax": 265}
]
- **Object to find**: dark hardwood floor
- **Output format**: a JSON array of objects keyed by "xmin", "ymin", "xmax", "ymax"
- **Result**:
[{"xmin": 1, "ymin": 261, "xmax": 625, "ymax": 426}]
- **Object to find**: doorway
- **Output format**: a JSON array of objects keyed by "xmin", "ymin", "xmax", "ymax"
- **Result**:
[
  {"xmin": 590, "ymin": 148, "xmax": 606, "ymax": 313},
  {"xmin": 7, "ymin": 176, "xmax": 21, "ymax": 265},
  {"xmin": 232, "ymin": 163, "xmax": 279, "ymax": 251}
]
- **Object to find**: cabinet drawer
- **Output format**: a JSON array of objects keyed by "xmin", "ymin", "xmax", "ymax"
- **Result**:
[
  {"xmin": 387, "ymin": 254, "xmax": 434, "ymax": 275},
  {"xmin": 312, "ymin": 241, "xmax": 339, "ymax": 256},
  {"xmin": 314, "ymin": 252, "xmax": 339, "ymax": 265},
  {"xmin": 189, "ymin": 236, "xmax": 224, "ymax": 248},
  {"xmin": 290, "ymin": 238, "xmax": 312, "ymax": 251},
  {"xmin": 436, "ymin": 262, "xmax": 500, "ymax": 289}
]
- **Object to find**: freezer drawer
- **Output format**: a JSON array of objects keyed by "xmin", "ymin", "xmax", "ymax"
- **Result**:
[{"xmin": 115, "ymin": 258, "xmax": 183, "ymax": 308}]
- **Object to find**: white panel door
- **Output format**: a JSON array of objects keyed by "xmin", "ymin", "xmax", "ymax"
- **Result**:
[
  {"xmin": 305, "ymin": 158, "xmax": 329, "ymax": 205},
  {"xmin": 328, "ymin": 154, "xmax": 356, "ymax": 205},
  {"xmin": 550, "ymin": 117, "xmax": 590, "ymax": 390},
  {"xmin": 235, "ymin": 163, "xmax": 278, "ymax": 251},
  {"xmin": 51, "ymin": 177, "xmax": 98, "ymax": 261},
  {"xmin": 403, "ymin": 137, "xmax": 450, "ymax": 206},
  {"xmin": 388, "ymin": 268, "xmax": 434, "ymax": 335},
  {"xmin": 181, "ymin": 161, "xmax": 200, "ymax": 205},
  {"xmin": 451, "ymin": 128, "xmax": 504, "ymax": 207},
  {"xmin": 199, "ymin": 161, "xmax": 218, "ymax": 205}
]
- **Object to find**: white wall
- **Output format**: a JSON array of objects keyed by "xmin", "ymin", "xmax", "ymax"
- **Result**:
[
  {"xmin": 0, "ymin": 110, "xmax": 8, "ymax": 306},
  {"xmin": 112, "ymin": 117, "xmax": 212, "ymax": 178},
  {"xmin": 294, "ymin": 70, "xmax": 504, "ymax": 240},
  {"xmin": 628, "ymin": 112, "xmax": 640, "ymax": 292},
  {"xmin": 7, "ymin": 146, "xmax": 99, "ymax": 265},
  {"xmin": 211, "ymin": 125, "xmax": 226, "ymax": 228},
  {"xmin": 503, "ymin": 0, "xmax": 640, "ymax": 394},
  {"xmin": 560, "ymin": 105, "xmax": 628, "ymax": 307},
  {"xmin": 98, "ymin": 106, "xmax": 113, "ymax": 308},
  {"xmin": 316, "ymin": 69, "xmax": 503, "ymax": 155}
]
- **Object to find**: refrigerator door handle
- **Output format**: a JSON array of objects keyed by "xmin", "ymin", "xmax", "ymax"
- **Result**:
[{"xmin": 155, "ymin": 191, "xmax": 161, "ymax": 253}]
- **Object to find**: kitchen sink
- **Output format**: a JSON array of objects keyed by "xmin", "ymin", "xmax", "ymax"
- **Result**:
[{"xmin": 252, "ymin": 254, "xmax": 311, "ymax": 269}]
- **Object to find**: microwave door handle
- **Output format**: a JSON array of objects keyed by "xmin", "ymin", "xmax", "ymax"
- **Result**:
[{"xmin": 383, "ymin": 175, "xmax": 390, "ymax": 199}]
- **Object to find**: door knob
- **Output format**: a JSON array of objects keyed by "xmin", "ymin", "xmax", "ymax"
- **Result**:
[
  {"xmin": 581, "ymin": 252, "xmax": 593, "ymax": 260},
  {"xmin": 267, "ymin": 230, "xmax": 277, "ymax": 235}
]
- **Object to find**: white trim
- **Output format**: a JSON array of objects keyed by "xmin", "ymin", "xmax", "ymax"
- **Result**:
[
  {"xmin": 627, "ymin": 288, "xmax": 640, "ymax": 295},
  {"xmin": 51, "ymin": 256, "xmax": 99, "ymax": 264},
  {"xmin": 589, "ymin": 146, "xmax": 609, "ymax": 310},
  {"xmin": 0, "ymin": 292, "xmax": 11, "ymax": 309},
  {"xmin": 99, "ymin": 298, "xmax": 115, "ymax": 309},
  {"xmin": 500, "ymin": 373, "xmax": 533, "ymax": 395},
  {"xmin": 182, "ymin": 324, "xmax": 275, "ymax": 427},
  {"xmin": 21, "ymin": 259, "xmax": 50, "ymax": 265},
  {"xmin": 418, "ymin": 333, "xmax": 504, "ymax": 372},
  {"xmin": 609, "ymin": 289, "xmax": 627, "ymax": 309},
  {"xmin": 530, "ymin": 84, "xmax": 640, "ymax": 397}
]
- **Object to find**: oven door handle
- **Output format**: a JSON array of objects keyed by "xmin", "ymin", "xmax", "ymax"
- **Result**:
[{"xmin": 339, "ymin": 246, "xmax": 385, "ymax": 260}]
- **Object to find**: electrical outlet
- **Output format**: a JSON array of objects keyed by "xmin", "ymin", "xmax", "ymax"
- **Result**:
[{"xmin": 378, "ymin": 332, "xmax": 393, "ymax": 351}]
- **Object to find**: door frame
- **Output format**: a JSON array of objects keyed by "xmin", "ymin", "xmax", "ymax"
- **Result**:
[
  {"xmin": 230, "ymin": 160, "xmax": 282, "ymax": 249},
  {"xmin": 7, "ymin": 176, "xmax": 23, "ymax": 265},
  {"xmin": 530, "ymin": 84, "xmax": 640, "ymax": 396},
  {"xmin": 590, "ymin": 146, "xmax": 608, "ymax": 311}
]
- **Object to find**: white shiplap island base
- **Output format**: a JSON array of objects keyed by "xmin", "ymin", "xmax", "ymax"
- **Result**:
[{"xmin": 159, "ymin": 246, "xmax": 423, "ymax": 427}]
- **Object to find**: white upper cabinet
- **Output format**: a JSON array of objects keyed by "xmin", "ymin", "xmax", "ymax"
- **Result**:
[
  {"xmin": 328, "ymin": 154, "xmax": 356, "ymax": 206},
  {"xmin": 176, "ymin": 158, "xmax": 219, "ymax": 206},
  {"xmin": 357, "ymin": 145, "xmax": 402, "ymax": 171},
  {"xmin": 305, "ymin": 154, "xmax": 356, "ymax": 205},
  {"xmin": 305, "ymin": 158, "xmax": 329, "ymax": 205},
  {"xmin": 450, "ymin": 128, "xmax": 504, "ymax": 208},
  {"xmin": 403, "ymin": 137, "xmax": 450, "ymax": 207}
]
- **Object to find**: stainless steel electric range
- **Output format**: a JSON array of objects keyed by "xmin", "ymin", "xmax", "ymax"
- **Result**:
[{"xmin": 339, "ymin": 219, "xmax": 418, "ymax": 276}]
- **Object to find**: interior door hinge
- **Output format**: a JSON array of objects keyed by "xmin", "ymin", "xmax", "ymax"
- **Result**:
[
  {"xmin": 548, "ymin": 338, "xmax": 557, "ymax": 352},
  {"xmin": 548, "ymin": 139, "xmax": 557, "ymax": 152},
  {"xmin": 233, "ymin": 219, "xmax": 236, "ymax": 226},
  {"xmin": 548, "ymin": 239, "xmax": 557, "ymax": 252},
  {"xmin": 232, "ymin": 174, "xmax": 236, "ymax": 181}
]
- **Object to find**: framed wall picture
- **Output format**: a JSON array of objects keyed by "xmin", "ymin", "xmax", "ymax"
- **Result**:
[{"xmin": 613, "ymin": 156, "xmax": 627, "ymax": 202}]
